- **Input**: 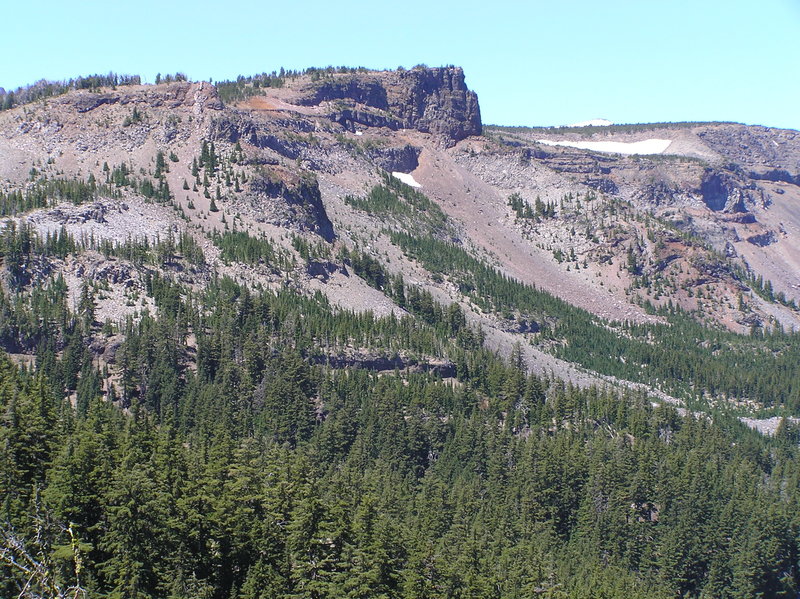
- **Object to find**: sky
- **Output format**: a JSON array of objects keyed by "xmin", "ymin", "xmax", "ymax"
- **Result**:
[{"xmin": 1, "ymin": 0, "xmax": 799, "ymax": 130}]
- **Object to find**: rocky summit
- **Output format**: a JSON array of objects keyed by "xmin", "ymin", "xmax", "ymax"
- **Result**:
[{"xmin": 2, "ymin": 65, "xmax": 800, "ymax": 599}]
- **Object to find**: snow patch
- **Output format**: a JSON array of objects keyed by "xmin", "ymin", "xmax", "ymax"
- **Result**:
[
  {"xmin": 392, "ymin": 171, "xmax": 422, "ymax": 188},
  {"xmin": 567, "ymin": 118, "xmax": 613, "ymax": 127},
  {"xmin": 536, "ymin": 138, "xmax": 672, "ymax": 155}
]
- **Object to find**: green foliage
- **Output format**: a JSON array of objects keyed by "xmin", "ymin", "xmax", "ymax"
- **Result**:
[
  {"xmin": 103, "ymin": 158, "xmax": 171, "ymax": 201},
  {"xmin": 3, "ymin": 162, "xmax": 800, "ymax": 599},
  {"xmin": 508, "ymin": 192, "xmax": 558, "ymax": 221},
  {"xmin": 344, "ymin": 173, "xmax": 447, "ymax": 233},
  {"xmin": 291, "ymin": 235, "xmax": 331, "ymax": 262},
  {"xmin": 215, "ymin": 71, "xmax": 287, "ymax": 104},
  {"xmin": 138, "ymin": 176, "xmax": 171, "ymax": 201},
  {"xmin": 212, "ymin": 230, "xmax": 292, "ymax": 270},
  {"xmin": 1, "ymin": 207, "xmax": 800, "ymax": 597},
  {"xmin": 154, "ymin": 150, "xmax": 167, "ymax": 178},
  {"xmin": 0, "ymin": 176, "xmax": 117, "ymax": 216},
  {"xmin": 153, "ymin": 72, "xmax": 187, "ymax": 85},
  {"xmin": 741, "ymin": 270, "xmax": 799, "ymax": 310},
  {"xmin": 388, "ymin": 229, "xmax": 800, "ymax": 411},
  {"xmin": 304, "ymin": 65, "xmax": 370, "ymax": 81},
  {"xmin": 345, "ymin": 247, "xmax": 388, "ymax": 290},
  {"xmin": 2, "ymin": 332, "xmax": 800, "ymax": 599},
  {"xmin": 0, "ymin": 222, "xmax": 77, "ymax": 290},
  {"xmin": 122, "ymin": 106, "xmax": 144, "ymax": 127}
]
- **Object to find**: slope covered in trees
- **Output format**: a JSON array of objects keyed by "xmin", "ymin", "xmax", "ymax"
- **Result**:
[
  {"xmin": 0, "ymin": 210, "xmax": 799, "ymax": 597},
  {"xmin": 2, "ymin": 282, "xmax": 799, "ymax": 598}
]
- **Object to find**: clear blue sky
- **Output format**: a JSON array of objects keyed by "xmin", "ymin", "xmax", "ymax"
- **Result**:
[{"xmin": 2, "ymin": 0, "xmax": 798, "ymax": 130}]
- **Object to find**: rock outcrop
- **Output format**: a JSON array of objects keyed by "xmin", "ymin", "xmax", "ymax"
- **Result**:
[
  {"xmin": 749, "ymin": 168, "xmax": 800, "ymax": 186},
  {"xmin": 366, "ymin": 144, "xmax": 421, "ymax": 173},
  {"xmin": 330, "ymin": 109, "xmax": 402, "ymax": 133},
  {"xmin": 746, "ymin": 231, "xmax": 778, "ymax": 246},
  {"xmin": 299, "ymin": 67, "xmax": 482, "ymax": 145},
  {"xmin": 387, "ymin": 67, "xmax": 482, "ymax": 143},
  {"xmin": 696, "ymin": 124, "xmax": 800, "ymax": 171},
  {"xmin": 249, "ymin": 169, "xmax": 335, "ymax": 241},
  {"xmin": 212, "ymin": 114, "xmax": 311, "ymax": 160},
  {"xmin": 63, "ymin": 81, "xmax": 223, "ymax": 114},
  {"xmin": 310, "ymin": 351, "xmax": 457, "ymax": 377},
  {"xmin": 297, "ymin": 79, "xmax": 389, "ymax": 109},
  {"xmin": 699, "ymin": 169, "xmax": 757, "ymax": 213}
]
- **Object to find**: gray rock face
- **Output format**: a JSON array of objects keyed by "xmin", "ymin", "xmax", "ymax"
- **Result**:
[
  {"xmin": 310, "ymin": 352, "xmax": 456, "ymax": 377},
  {"xmin": 700, "ymin": 170, "xmax": 753, "ymax": 213},
  {"xmin": 249, "ymin": 173, "xmax": 335, "ymax": 241},
  {"xmin": 388, "ymin": 67, "xmax": 482, "ymax": 143},
  {"xmin": 72, "ymin": 93, "xmax": 119, "ymax": 113},
  {"xmin": 746, "ymin": 231, "xmax": 778, "ymax": 246},
  {"xmin": 749, "ymin": 168, "xmax": 800, "ymax": 186},
  {"xmin": 49, "ymin": 201, "xmax": 108, "ymax": 224},
  {"xmin": 63, "ymin": 82, "xmax": 223, "ymax": 114},
  {"xmin": 211, "ymin": 114, "xmax": 313, "ymax": 160},
  {"xmin": 305, "ymin": 259, "xmax": 341, "ymax": 281},
  {"xmin": 297, "ymin": 79, "xmax": 388, "ymax": 109},
  {"xmin": 697, "ymin": 124, "xmax": 800, "ymax": 172},
  {"xmin": 299, "ymin": 67, "xmax": 481, "ymax": 145},
  {"xmin": 366, "ymin": 144, "xmax": 421, "ymax": 173},
  {"xmin": 330, "ymin": 109, "xmax": 402, "ymax": 132}
]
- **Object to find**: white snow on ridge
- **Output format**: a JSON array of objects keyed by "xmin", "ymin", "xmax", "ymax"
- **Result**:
[
  {"xmin": 392, "ymin": 172, "xmax": 422, "ymax": 188},
  {"xmin": 536, "ymin": 138, "xmax": 672, "ymax": 155},
  {"xmin": 567, "ymin": 118, "xmax": 613, "ymax": 127}
]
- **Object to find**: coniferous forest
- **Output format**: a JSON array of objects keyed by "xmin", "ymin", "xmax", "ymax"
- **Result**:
[{"xmin": 1, "ymin": 264, "xmax": 799, "ymax": 598}]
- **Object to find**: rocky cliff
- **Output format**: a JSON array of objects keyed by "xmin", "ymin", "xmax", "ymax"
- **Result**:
[
  {"xmin": 298, "ymin": 66, "xmax": 481, "ymax": 145},
  {"xmin": 387, "ymin": 66, "xmax": 482, "ymax": 142}
]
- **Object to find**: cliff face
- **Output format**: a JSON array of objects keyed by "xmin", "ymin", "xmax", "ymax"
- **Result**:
[
  {"xmin": 387, "ymin": 67, "xmax": 482, "ymax": 142},
  {"xmin": 249, "ymin": 168, "xmax": 335, "ymax": 242},
  {"xmin": 298, "ymin": 67, "xmax": 482, "ymax": 145}
]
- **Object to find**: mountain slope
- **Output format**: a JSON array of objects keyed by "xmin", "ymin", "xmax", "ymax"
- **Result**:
[
  {"xmin": 2, "ymin": 65, "xmax": 800, "ymax": 599},
  {"xmin": 2, "ymin": 67, "xmax": 800, "ymax": 409}
]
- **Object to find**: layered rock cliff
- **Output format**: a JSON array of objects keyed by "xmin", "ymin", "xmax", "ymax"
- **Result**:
[{"xmin": 298, "ymin": 66, "xmax": 482, "ymax": 145}]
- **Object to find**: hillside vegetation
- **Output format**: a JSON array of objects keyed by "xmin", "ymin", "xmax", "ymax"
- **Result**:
[{"xmin": 1, "ymin": 67, "xmax": 800, "ymax": 598}]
